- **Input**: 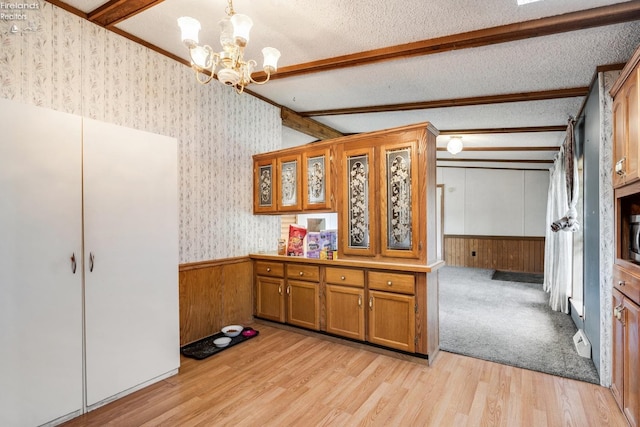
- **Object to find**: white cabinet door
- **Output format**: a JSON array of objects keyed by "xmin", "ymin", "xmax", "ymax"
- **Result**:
[
  {"xmin": 82, "ymin": 119, "xmax": 179, "ymax": 406},
  {"xmin": 0, "ymin": 99, "xmax": 83, "ymax": 426}
]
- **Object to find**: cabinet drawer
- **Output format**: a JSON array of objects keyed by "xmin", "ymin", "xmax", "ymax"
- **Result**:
[
  {"xmin": 325, "ymin": 267, "xmax": 364, "ymax": 288},
  {"xmin": 287, "ymin": 264, "xmax": 320, "ymax": 282},
  {"xmin": 368, "ymin": 271, "xmax": 415, "ymax": 295},
  {"xmin": 255, "ymin": 261, "xmax": 284, "ymax": 278},
  {"xmin": 614, "ymin": 265, "xmax": 640, "ymax": 305}
]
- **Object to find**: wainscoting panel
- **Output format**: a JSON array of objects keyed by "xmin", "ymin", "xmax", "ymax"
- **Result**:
[
  {"xmin": 179, "ymin": 257, "xmax": 254, "ymax": 346},
  {"xmin": 444, "ymin": 235, "xmax": 545, "ymax": 273}
]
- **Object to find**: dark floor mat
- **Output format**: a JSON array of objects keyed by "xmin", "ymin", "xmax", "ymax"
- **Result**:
[
  {"xmin": 181, "ymin": 327, "xmax": 260, "ymax": 360},
  {"xmin": 492, "ymin": 270, "xmax": 544, "ymax": 284}
]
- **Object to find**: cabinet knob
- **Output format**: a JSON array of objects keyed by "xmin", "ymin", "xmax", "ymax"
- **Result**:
[
  {"xmin": 369, "ymin": 296, "xmax": 373, "ymax": 309},
  {"xmin": 299, "ymin": 271, "xmax": 304, "ymax": 276},
  {"xmin": 341, "ymin": 276, "xmax": 345, "ymax": 280},
  {"xmin": 618, "ymin": 280, "xmax": 625, "ymax": 287},
  {"xmin": 387, "ymin": 281, "xmax": 392, "ymax": 286},
  {"xmin": 266, "ymin": 267, "xmax": 271, "ymax": 272},
  {"xmin": 358, "ymin": 295, "xmax": 362, "ymax": 307}
]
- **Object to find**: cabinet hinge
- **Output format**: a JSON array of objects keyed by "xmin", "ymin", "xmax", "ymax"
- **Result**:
[
  {"xmin": 415, "ymin": 303, "xmax": 418, "ymax": 314},
  {"xmin": 414, "ymin": 336, "xmax": 418, "ymax": 345}
]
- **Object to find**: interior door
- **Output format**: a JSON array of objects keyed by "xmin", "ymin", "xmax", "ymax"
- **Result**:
[
  {"xmin": 82, "ymin": 119, "xmax": 179, "ymax": 406},
  {"xmin": 0, "ymin": 99, "xmax": 83, "ymax": 426}
]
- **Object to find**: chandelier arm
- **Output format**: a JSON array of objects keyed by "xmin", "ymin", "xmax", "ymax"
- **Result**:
[
  {"xmin": 195, "ymin": 68, "xmax": 215, "ymax": 85},
  {"xmin": 249, "ymin": 71, "xmax": 272, "ymax": 85}
]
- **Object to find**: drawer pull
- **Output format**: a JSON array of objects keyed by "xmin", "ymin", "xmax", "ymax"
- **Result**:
[
  {"xmin": 299, "ymin": 271, "xmax": 304, "ymax": 276},
  {"xmin": 341, "ymin": 276, "xmax": 345, "ymax": 280},
  {"xmin": 618, "ymin": 280, "xmax": 626, "ymax": 287},
  {"xmin": 387, "ymin": 281, "xmax": 392, "ymax": 286},
  {"xmin": 266, "ymin": 267, "xmax": 271, "ymax": 272}
]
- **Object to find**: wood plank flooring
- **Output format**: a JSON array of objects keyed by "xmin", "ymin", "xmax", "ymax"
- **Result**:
[{"xmin": 61, "ymin": 324, "xmax": 627, "ymax": 427}]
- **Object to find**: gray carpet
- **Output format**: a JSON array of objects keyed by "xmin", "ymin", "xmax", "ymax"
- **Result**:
[{"xmin": 439, "ymin": 266, "xmax": 599, "ymax": 384}]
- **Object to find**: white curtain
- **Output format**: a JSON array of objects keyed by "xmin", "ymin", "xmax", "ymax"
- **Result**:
[{"xmin": 544, "ymin": 147, "xmax": 573, "ymax": 313}]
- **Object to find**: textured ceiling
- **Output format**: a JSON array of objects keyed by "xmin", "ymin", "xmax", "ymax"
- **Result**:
[{"xmin": 55, "ymin": 0, "xmax": 640, "ymax": 169}]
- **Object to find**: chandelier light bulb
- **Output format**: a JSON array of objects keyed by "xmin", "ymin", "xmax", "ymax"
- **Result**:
[
  {"xmin": 230, "ymin": 13, "xmax": 253, "ymax": 47},
  {"xmin": 177, "ymin": 16, "xmax": 201, "ymax": 48}
]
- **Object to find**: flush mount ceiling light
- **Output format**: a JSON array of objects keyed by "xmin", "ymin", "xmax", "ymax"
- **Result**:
[
  {"xmin": 447, "ymin": 136, "xmax": 463, "ymax": 155},
  {"xmin": 177, "ymin": 0, "xmax": 280, "ymax": 94},
  {"xmin": 517, "ymin": 0, "xmax": 543, "ymax": 5}
]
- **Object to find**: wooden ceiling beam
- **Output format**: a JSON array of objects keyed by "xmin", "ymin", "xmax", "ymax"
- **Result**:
[
  {"xmin": 87, "ymin": 0, "xmax": 166, "ymax": 27},
  {"xmin": 257, "ymin": 2, "xmax": 640, "ymax": 81},
  {"xmin": 301, "ymin": 88, "xmax": 588, "ymax": 117},
  {"xmin": 281, "ymin": 108, "xmax": 344, "ymax": 140},
  {"xmin": 439, "ymin": 126, "xmax": 565, "ymax": 134}
]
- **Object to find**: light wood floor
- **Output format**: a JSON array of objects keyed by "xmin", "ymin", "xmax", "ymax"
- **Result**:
[{"xmin": 61, "ymin": 324, "xmax": 627, "ymax": 427}]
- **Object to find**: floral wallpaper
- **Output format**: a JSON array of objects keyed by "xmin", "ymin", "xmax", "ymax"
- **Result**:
[{"xmin": 0, "ymin": 2, "xmax": 281, "ymax": 263}]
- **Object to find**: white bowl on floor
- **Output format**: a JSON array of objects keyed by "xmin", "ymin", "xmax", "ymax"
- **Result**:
[
  {"xmin": 222, "ymin": 325, "xmax": 243, "ymax": 337},
  {"xmin": 213, "ymin": 337, "xmax": 232, "ymax": 348}
]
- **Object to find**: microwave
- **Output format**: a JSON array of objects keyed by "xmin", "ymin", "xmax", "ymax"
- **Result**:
[{"xmin": 631, "ymin": 215, "xmax": 640, "ymax": 263}]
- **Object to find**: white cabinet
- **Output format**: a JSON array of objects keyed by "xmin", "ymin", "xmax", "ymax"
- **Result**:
[
  {"xmin": 0, "ymin": 99, "xmax": 179, "ymax": 425},
  {"xmin": 0, "ymin": 101, "xmax": 84, "ymax": 426},
  {"xmin": 82, "ymin": 119, "xmax": 179, "ymax": 407}
]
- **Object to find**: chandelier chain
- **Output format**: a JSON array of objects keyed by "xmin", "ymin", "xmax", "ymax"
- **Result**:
[{"xmin": 225, "ymin": 0, "xmax": 235, "ymax": 17}]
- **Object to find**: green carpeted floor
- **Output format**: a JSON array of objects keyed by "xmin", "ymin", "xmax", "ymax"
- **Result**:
[{"xmin": 439, "ymin": 266, "xmax": 599, "ymax": 384}]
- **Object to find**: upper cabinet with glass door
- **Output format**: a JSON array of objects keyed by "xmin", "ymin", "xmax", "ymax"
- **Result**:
[
  {"xmin": 253, "ymin": 146, "xmax": 335, "ymax": 214},
  {"xmin": 380, "ymin": 140, "xmax": 420, "ymax": 259},
  {"xmin": 302, "ymin": 147, "xmax": 333, "ymax": 211}
]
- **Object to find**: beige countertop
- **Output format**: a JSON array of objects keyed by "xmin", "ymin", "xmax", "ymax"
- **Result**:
[{"xmin": 249, "ymin": 252, "xmax": 445, "ymax": 273}]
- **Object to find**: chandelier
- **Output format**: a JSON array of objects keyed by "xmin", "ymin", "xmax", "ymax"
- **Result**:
[{"xmin": 177, "ymin": 0, "xmax": 281, "ymax": 94}]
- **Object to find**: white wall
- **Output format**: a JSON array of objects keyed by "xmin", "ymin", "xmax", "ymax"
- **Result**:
[{"xmin": 437, "ymin": 167, "xmax": 550, "ymax": 237}]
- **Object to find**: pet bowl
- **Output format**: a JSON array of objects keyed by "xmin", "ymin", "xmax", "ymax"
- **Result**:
[
  {"xmin": 213, "ymin": 337, "xmax": 232, "ymax": 348},
  {"xmin": 222, "ymin": 325, "xmax": 243, "ymax": 337}
]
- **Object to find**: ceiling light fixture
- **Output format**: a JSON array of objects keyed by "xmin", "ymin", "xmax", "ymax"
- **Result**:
[
  {"xmin": 447, "ymin": 136, "xmax": 463, "ymax": 155},
  {"xmin": 177, "ymin": 0, "xmax": 280, "ymax": 94}
]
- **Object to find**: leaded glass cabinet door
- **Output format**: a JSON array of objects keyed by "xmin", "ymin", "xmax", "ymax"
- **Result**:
[
  {"xmin": 254, "ymin": 157, "xmax": 277, "ymax": 213},
  {"xmin": 380, "ymin": 140, "xmax": 420, "ymax": 258},
  {"xmin": 302, "ymin": 147, "xmax": 333, "ymax": 210},
  {"xmin": 277, "ymin": 153, "xmax": 302, "ymax": 211},
  {"xmin": 341, "ymin": 146, "xmax": 376, "ymax": 257}
]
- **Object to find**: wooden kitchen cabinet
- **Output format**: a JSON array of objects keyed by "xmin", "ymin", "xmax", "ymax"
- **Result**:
[
  {"xmin": 612, "ymin": 49, "xmax": 640, "ymax": 188},
  {"xmin": 278, "ymin": 153, "xmax": 303, "ymax": 212},
  {"xmin": 325, "ymin": 267, "xmax": 365, "ymax": 340},
  {"xmin": 612, "ymin": 45, "xmax": 640, "ymax": 427},
  {"xmin": 368, "ymin": 290, "xmax": 416, "ymax": 353},
  {"xmin": 302, "ymin": 146, "xmax": 334, "ymax": 211},
  {"xmin": 286, "ymin": 264, "xmax": 320, "ymax": 330},
  {"xmin": 254, "ymin": 156, "xmax": 278, "ymax": 213},
  {"xmin": 367, "ymin": 270, "xmax": 416, "ymax": 352},
  {"xmin": 336, "ymin": 124, "xmax": 438, "ymax": 263},
  {"xmin": 612, "ymin": 287, "xmax": 640, "ymax": 427},
  {"xmin": 341, "ymin": 145, "xmax": 377, "ymax": 257},
  {"xmin": 255, "ymin": 261, "xmax": 286, "ymax": 322},
  {"xmin": 380, "ymin": 140, "xmax": 420, "ymax": 259}
]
